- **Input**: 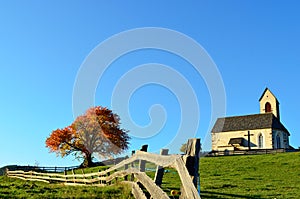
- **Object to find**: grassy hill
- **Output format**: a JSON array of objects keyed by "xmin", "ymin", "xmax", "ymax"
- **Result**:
[
  {"xmin": 200, "ymin": 152, "xmax": 300, "ymax": 198},
  {"xmin": 0, "ymin": 176, "xmax": 134, "ymax": 199},
  {"xmin": 1, "ymin": 152, "xmax": 299, "ymax": 198}
]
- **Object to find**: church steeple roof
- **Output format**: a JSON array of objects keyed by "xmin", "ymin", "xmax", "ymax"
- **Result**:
[{"xmin": 259, "ymin": 87, "xmax": 279, "ymax": 104}]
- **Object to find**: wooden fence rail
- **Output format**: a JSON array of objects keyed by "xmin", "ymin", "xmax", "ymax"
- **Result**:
[
  {"xmin": 6, "ymin": 141, "xmax": 201, "ymax": 199},
  {"xmin": 207, "ymin": 148, "xmax": 297, "ymax": 156},
  {"xmin": 0, "ymin": 165, "xmax": 78, "ymax": 175}
]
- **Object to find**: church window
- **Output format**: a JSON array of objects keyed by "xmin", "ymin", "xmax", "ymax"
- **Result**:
[
  {"xmin": 265, "ymin": 102, "xmax": 272, "ymax": 113},
  {"xmin": 258, "ymin": 134, "xmax": 263, "ymax": 148}
]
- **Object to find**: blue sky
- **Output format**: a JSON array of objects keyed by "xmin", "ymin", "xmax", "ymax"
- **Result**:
[{"xmin": 0, "ymin": 1, "xmax": 299, "ymax": 167}]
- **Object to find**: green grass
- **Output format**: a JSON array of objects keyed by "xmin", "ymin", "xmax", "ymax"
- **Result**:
[
  {"xmin": 1, "ymin": 152, "xmax": 299, "ymax": 198},
  {"xmin": 200, "ymin": 152, "xmax": 300, "ymax": 198},
  {"xmin": 0, "ymin": 176, "xmax": 134, "ymax": 199},
  {"xmin": 145, "ymin": 152, "xmax": 300, "ymax": 198},
  {"xmin": 64, "ymin": 165, "xmax": 110, "ymax": 175}
]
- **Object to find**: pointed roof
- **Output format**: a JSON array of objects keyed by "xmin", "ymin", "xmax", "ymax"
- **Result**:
[
  {"xmin": 259, "ymin": 87, "xmax": 279, "ymax": 103},
  {"xmin": 211, "ymin": 113, "xmax": 289, "ymax": 135}
]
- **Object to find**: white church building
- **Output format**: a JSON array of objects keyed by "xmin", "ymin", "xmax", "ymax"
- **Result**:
[{"xmin": 211, "ymin": 88, "xmax": 291, "ymax": 151}]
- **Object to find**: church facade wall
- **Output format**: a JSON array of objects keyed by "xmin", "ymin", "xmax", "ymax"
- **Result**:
[{"xmin": 212, "ymin": 128, "xmax": 273, "ymax": 151}]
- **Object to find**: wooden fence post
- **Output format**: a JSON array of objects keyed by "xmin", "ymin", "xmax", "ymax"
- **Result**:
[
  {"xmin": 154, "ymin": 149, "xmax": 169, "ymax": 186},
  {"xmin": 130, "ymin": 150, "xmax": 135, "ymax": 181},
  {"xmin": 182, "ymin": 138, "xmax": 201, "ymax": 192},
  {"xmin": 72, "ymin": 169, "xmax": 76, "ymax": 183},
  {"xmin": 107, "ymin": 172, "xmax": 110, "ymax": 185},
  {"xmin": 139, "ymin": 145, "xmax": 148, "ymax": 172},
  {"xmin": 124, "ymin": 164, "xmax": 129, "ymax": 181},
  {"xmin": 81, "ymin": 169, "xmax": 86, "ymax": 185},
  {"xmin": 131, "ymin": 150, "xmax": 136, "ymax": 168},
  {"xmin": 30, "ymin": 170, "xmax": 33, "ymax": 180},
  {"xmin": 64, "ymin": 170, "xmax": 67, "ymax": 183}
]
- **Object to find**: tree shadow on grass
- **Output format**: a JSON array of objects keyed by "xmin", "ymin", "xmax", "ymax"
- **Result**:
[{"xmin": 200, "ymin": 190, "xmax": 266, "ymax": 199}]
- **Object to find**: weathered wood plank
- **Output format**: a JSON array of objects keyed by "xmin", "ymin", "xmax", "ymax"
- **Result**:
[
  {"xmin": 9, "ymin": 175, "xmax": 50, "ymax": 183},
  {"xmin": 8, "ymin": 172, "xmax": 100, "ymax": 184},
  {"xmin": 174, "ymin": 157, "xmax": 200, "ymax": 199},
  {"xmin": 135, "ymin": 151, "xmax": 178, "ymax": 167},
  {"xmin": 134, "ymin": 172, "xmax": 169, "ymax": 199},
  {"xmin": 9, "ymin": 169, "xmax": 101, "ymax": 179},
  {"xmin": 63, "ymin": 183, "xmax": 106, "ymax": 187}
]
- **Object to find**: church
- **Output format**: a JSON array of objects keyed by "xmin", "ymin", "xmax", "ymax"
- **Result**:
[{"xmin": 211, "ymin": 88, "xmax": 291, "ymax": 151}]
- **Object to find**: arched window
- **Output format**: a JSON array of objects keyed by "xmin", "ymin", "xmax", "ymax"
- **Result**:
[
  {"xmin": 265, "ymin": 102, "xmax": 272, "ymax": 113},
  {"xmin": 258, "ymin": 134, "xmax": 263, "ymax": 148},
  {"xmin": 276, "ymin": 134, "xmax": 281, "ymax": 149}
]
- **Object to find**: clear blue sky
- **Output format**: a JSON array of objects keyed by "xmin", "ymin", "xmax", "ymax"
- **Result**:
[{"xmin": 1, "ymin": 1, "xmax": 299, "ymax": 167}]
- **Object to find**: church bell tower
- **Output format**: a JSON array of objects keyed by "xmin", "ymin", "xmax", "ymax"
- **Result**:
[{"xmin": 259, "ymin": 88, "xmax": 280, "ymax": 120}]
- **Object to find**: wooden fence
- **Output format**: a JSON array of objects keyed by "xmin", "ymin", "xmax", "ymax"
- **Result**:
[
  {"xmin": 0, "ymin": 165, "xmax": 79, "ymax": 176},
  {"xmin": 0, "ymin": 156, "xmax": 129, "ymax": 176},
  {"xmin": 207, "ymin": 148, "xmax": 296, "ymax": 156},
  {"xmin": 6, "ymin": 148, "xmax": 201, "ymax": 199}
]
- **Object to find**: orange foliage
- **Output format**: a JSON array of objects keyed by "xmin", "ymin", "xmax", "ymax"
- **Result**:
[
  {"xmin": 45, "ymin": 126, "xmax": 74, "ymax": 152},
  {"xmin": 45, "ymin": 106, "xmax": 130, "ymax": 166}
]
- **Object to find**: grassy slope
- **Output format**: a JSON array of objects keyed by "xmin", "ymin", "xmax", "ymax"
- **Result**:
[
  {"xmin": 200, "ymin": 152, "xmax": 300, "ymax": 199},
  {"xmin": 1, "ymin": 152, "xmax": 299, "ymax": 198},
  {"xmin": 0, "ymin": 176, "xmax": 134, "ymax": 199}
]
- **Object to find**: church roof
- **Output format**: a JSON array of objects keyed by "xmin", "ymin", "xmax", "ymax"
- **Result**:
[{"xmin": 211, "ymin": 113, "xmax": 290, "ymax": 135}]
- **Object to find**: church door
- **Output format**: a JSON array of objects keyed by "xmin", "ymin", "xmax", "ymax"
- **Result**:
[{"xmin": 276, "ymin": 134, "xmax": 281, "ymax": 149}]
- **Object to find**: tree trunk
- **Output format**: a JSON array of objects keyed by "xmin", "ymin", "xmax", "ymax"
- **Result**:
[{"xmin": 81, "ymin": 152, "xmax": 94, "ymax": 168}]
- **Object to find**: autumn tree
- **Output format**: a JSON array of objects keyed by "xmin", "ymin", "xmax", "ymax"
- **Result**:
[{"xmin": 45, "ymin": 106, "xmax": 130, "ymax": 167}]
